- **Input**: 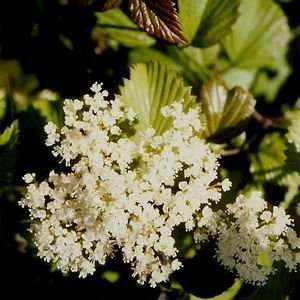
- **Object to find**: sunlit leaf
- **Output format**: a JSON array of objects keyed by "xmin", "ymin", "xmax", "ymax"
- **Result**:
[
  {"xmin": 128, "ymin": 0, "xmax": 188, "ymax": 46},
  {"xmin": 96, "ymin": 9, "xmax": 155, "ymax": 47},
  {"xmin": 178, "ymin": 0, "xmax": 205, "ymax": 42},
  {"xmin": 129, "ymin": 47, "xmax": 180, "ymax": 71},
  {"xmin": 223, "ymin": 68, "xmax": 256, "ymax": 90},
  {"xmin": 119, "ymin": 62, "xmax": 195, "ymax": 134},
  {"xmin": 178, "ymin": 0, "xmax": 240, "ymax": 47},
  {"xmin": 222, "ymin": 0, "xmax": 291, "ymax": 68},
  {"xmin": 130, "ymin": 45, "xmax": 220, "ymax": 89},
  {"xmin": 200, "ymin": 80, "xmax": 256, "ymax": 141}
]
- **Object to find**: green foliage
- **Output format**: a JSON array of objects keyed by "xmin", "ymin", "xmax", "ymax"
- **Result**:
[
  {"xmin": 0, "ymin": 120, "xmax": 19, "ymax": 147},
  {"xmin": 0, "ymin": 0, "xmax": 299, "ymax": 298},
  {"xmin": 200, "ymin": 79, "xmax": 256, "ymax": 142},
  {"xmin": 222, "ymin": 0, "xmax": 290, "ymax": 68},
  {"xmin": 129, "ymin": 45, "xmax": 220, "ymax": 89},
  {"xmin": 119, "ymin": 62, "xmax": 195, "ymax": 134},
  {"xmin": 178, "ymin": 0, "xmax": 240, "ymax": 47},
  {"xmin": 96, "ymin": 9, "xmax": 155, "ymax": 48}
]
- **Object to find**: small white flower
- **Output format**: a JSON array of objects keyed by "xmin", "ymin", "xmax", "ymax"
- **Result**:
[
  {"xmin": 221, "ymin": 178, "xmax": 232, "ymax": 192},
  {"xmin": 23, "ymin": 173, "xmax": 36, "ymax": 184}
]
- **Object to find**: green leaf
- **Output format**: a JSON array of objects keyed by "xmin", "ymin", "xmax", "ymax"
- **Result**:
[
  {"xmin": 178, "ymin": 0, "xmax": 205, "ymax": 42},
  {"xmin": 250, "ymin": 133, "xmax": 287, "ymax": 181},
  {"xmin": 129, "ymin": 47, "xmax": 181, "ymax": 71},
  {"xmin": 200, "ymin": 80, "xmax": 256, "ymax": 142},
  {"xmin": 223, "ymin": 68, "xmax": 256, "ymax": 90},
  {"xmin": 95, "ymin": 9, "xmax": 155, "ymax": 48},
  {"xmin": 128, "ymin": 0, "xmax": 188, "ymax": 46},
  {"xmin": 166, "ymin": 45, "xmax": 219, "ymax": 88},
  {"xmin": 178, "ymin": 0, "xmax": 240, "ymax": 47},
  {"xmin": 129, "ymin": 45, "xmax": 220, "ymax": 89},
  {"xmin": 119, "ymin": 62, "xmax": 195, "ymax": 134},
  {"xmin": 0, "ymin": 120, "xmax": 19, "ymax": 147},
  {"xmin": 222, "ymin": 0, "xmax": 291, "ymax": 68}
]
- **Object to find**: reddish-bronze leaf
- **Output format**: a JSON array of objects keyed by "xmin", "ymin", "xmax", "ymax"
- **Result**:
[{"xmin": 128, "ymin": 0, "xmax": 188, "ymax": 47}]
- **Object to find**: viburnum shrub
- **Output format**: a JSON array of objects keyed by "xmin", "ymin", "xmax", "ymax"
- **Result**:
[{"xmin": 1, "ymin": 0, "xmax": 300, "ymax": 299}]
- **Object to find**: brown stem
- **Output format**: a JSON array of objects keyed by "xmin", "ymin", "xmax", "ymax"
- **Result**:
[{"xmin": 253, "ymin": 110, "xmax": 284, "ymax": 129}]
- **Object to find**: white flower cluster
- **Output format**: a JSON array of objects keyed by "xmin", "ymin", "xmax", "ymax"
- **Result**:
[
  {"xmin": 21, "ymin": 83, "xmax": 226, "ymax": 287},
  {"xmin": 199, "ymin": 192, "xmax": 300, "ymax": 285}
]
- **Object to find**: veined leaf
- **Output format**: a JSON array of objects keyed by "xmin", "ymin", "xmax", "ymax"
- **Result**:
[
  {"xmin": 178, "ymin": 0, "xmax": 240, "ymax": 47},
  {"xmin": 129, "ymin": 45, "xmax": 219, "ymax": 89},
  {"xmin": 222, "ymin": 0, "xmax": 291, "ymax": 68},
  {"xmin": 166, "ymin": 45, "xmax": 219, "ymax": 88},
  {"xmin": 200, "ymin": 80, "xmax": 256, "ymax": 141},
  {"xmin": 178, "ymin": 0, "xmax": 205, "ymax": 42},
  {"xmin": 128, "ymin": 0, "xmax": 188, "ymax": 46},
  {"xmin": 95, "ymin": 9, "xmax": 155, "ymax": 48},
  {"xmin": 119, "ymin": 62, "xmax": 195, "ymax": 134},
  {"xmin": 129, "ymin": 47, "xmax": 180, "ymax": 71}
]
